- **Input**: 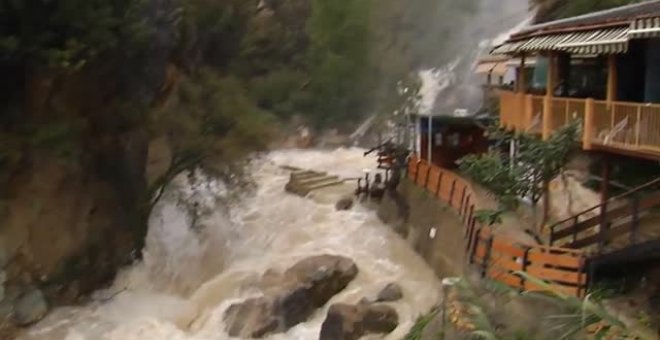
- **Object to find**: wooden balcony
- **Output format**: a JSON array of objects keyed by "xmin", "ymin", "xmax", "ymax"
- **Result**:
[{"xmin": 499, "ymin": 90, "xmax": 660, "ymax": 159}]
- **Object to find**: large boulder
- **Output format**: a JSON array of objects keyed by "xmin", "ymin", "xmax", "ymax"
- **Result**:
[
  {"xmin": 376, "ymin": 283, "xmax": 403, "ymax": 303},
  {"xmin": 224, "ymin": 255, "xmax": 358, "ymax": 338},
  {"xmin": 335, "ymin": 197, "xmax": 354, "ymax": 211},
  {"xmin": 319, "ymin": 303, "xmax": 399, "ymax": 340},
  {"xmin": 13, "ymin": 288, "xmax": 48, "ymax": 326}
]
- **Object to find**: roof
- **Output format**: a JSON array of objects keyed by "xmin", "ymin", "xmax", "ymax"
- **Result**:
[
  {"xmin": 492, "ymin": 1, "xmax": 660, "ymax": 55},
  {"xmin": 514, "ymin": 0, "xmax": 660, "ymax": 39},
  {"xmin": 475, "ymin": 56, "xmax": 510, "ymax": 76}
]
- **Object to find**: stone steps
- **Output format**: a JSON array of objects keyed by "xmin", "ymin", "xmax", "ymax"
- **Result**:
[{"xmin": 284, "ymin": 167, "xmax": 348, "ymax": 197}]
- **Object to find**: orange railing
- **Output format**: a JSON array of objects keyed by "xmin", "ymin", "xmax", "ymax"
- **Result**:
[
  {"xmin": 499, "ymin": 90, "xmax": 660, "ymax": 156},
  {"xmin": 407, "ymin": 155, "xmax": 589, "ymax": 297}
]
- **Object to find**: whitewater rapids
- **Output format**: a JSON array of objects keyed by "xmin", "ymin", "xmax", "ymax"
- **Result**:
[{"xmin": 20, "ymin": 148, "xmax": 441, "ymax": 340}]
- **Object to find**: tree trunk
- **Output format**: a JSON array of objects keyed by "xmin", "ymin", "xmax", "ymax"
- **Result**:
[{"xmin": 541, "ymin": 178, "xmax": 550, "ymax": 232}]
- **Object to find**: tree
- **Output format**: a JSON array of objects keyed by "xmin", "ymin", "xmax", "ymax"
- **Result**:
[{"xmin": 459, "ymin": 123, "xmax": 579, "ymax": 226}]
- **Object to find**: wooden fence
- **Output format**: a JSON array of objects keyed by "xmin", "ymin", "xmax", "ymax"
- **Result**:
[{"xmin": 407, "ymin": 156, "xmax": 589, "ymax": 297}]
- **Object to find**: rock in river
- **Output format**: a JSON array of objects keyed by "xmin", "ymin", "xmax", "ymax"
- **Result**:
[
  {"xmin": 376, "ymin": 283, "xmax": 403, "ymax": 302},
  {"xmin": 14, "ymin": 288, "xmax": 48, "ymax": 326},
  {"xmin": 335, "ymin": 197, "xmax": 354, "ymax": 211},
  {"xmin": 224, "ymin": 255, "xmax": 358, "ymax": 338},
  {"xmin": 319, "ymin": 303, "xmax": 399, "ymax": 340}
]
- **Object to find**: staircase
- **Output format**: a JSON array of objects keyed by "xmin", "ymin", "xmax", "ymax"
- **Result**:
[{"xmin": 548, "ymin": 177, "xmax": 660, "ymax": 261}]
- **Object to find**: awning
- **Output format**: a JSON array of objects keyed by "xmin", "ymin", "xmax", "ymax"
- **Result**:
[
  {"xmin": 505, "ymin": 57, "xmax": 537, "ymax": 67},
  {"xmin": 492, "ymin": 26, "xmax": 630, "ymax": 55},
  {"xmin": 555, "ymin": 27, "xmax": 629, "ymax": 54},
  {"xmin": 474, "ymin": 61, "xmax": 508, "ymax": 76},
  {"xmin": 629, "ymin": 16, "xmax": 660, "ymax": 38}
]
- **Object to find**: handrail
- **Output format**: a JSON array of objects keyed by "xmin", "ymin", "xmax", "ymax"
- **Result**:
[
  {"xmin": 550, "ymin": 176, "xmax": 660, "ymax": 230},
  {"xmin": 407, "ymin": 156, "xmax": 588, "ymax": 297}
]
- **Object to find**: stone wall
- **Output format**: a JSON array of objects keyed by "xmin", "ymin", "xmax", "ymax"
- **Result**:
[{"xmin": 378, "ymin": 179, "xmax": 468, "ymax": 278}]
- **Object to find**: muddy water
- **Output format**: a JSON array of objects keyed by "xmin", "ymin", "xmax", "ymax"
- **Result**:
[{"xmin": 21, "ymin": 148, "xmax": 440, "ymax": 340}]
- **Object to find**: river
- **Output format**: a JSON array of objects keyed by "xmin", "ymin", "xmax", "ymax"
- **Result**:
[{"xmin": 19, "ymin": 148, "xmax": 441, "ymax": 340}]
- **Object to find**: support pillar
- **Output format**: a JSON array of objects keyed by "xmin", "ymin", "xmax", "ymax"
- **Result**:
[
  {"xmin": 543, "ymin": 53, "xmax": 556, "ymax": 141},
  {"xmin": 584, "ymin": 98, "xmax": 595, "ymax": 149},
  {"xmin": 598, "ymin": 156, "xmax": 611, "ymax": 251},
  {"xmin": 517, "ymin": 55, "xmax": 527, "ymax": 93},
  {"xmin": 606, "ymin": 55, "xmax": 618, "ymax": 104}
]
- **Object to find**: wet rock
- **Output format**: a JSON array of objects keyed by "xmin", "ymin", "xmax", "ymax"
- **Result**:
[
  {"xmin": 376, "ymin": 283, "xmax": 403, "ymax": 302},
  {"xmin": 224, "ymin": 298, "xmax": 279, "ymax": 338},
  {"xmin": 0, "ymin": 270, "xmax": 5, "ymax": 302},
  {"xmin": 319, "ymin": 303, "xmax": 399, "ymax": 340},
  {"xmin": 224, "ymin": 255, "xmax": 358, "ymax": 338},
  {"xmin": 335, "ymin": 197, "xmax": 354, "ymax": 211},
  {"xmin": 14, "ymin": 288, "xmax": 48, "ymax": 326}
]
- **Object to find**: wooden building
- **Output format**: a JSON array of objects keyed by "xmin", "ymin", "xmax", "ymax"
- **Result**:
[
  {"xmin": 491, "ymin": 1, "xmax": 660, "ymax": 277},
  {"xmin": 415, "ymin": 114, "xmax": 490, "ymax": 169}
]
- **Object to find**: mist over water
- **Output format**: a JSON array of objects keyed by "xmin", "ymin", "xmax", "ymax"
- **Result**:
[
  {"xmin": 416, "ymin": 0, "xmax": 530, "ymax": 115},
  {"xmin": 21, "ymin": 148, "xmax": 441, "ymax": 340}
]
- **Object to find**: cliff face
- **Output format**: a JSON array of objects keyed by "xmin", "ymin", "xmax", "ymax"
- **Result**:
[{"xmin": 0, "ymin": 0, "xmax": 179, "ymax": 330}]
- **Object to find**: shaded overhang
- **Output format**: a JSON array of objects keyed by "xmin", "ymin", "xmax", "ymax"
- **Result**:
[
  {"xmin": 629, "ymin": 16, "xmax": 660, "ymax": 38},
  {"xmin": 474, "ymin": 59, "xmax": 508, "ymax": 76},
  {"xmin": 493, "ymin": 26, "xmax": 630, "ymax": 55}
]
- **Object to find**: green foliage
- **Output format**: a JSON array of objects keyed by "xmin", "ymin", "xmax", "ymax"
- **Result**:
[
  {"xmin": 1, "ymin": 0, "xmax": 149, "ymax": 69},
  {"xmin": 516, "ymin": 123, "xmax": 580, "ymax": 203},
  {"xmin": 474, "ymin": 209, "xmax": 505, "ymax": 226},
  {"xmin": 517, "ymin": 272, "xmax": 656, "ymax": 340},
  {"xmin": 305, "ymin": 0, "xmax": 373, "ymax": 126},
  {"xmin": 459, "ymin": 151, "xmax": 523, "ymax": 208},
  {"xmin": 459, "ymin": 123, "xmax": 578, "ymax": 208},
  {"xmin": 404, "ymin": 308, "xmax": 440, "ymax": 340},
  {"xmin": 149, "ymin": 68, "xmax": 276, "ymax": 203},
  {"xmin": 28, "ymin": 121, "xmax": 83, "ymax": 161}
]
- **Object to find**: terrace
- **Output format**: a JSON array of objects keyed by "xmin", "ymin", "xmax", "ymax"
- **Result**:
[{"xmin": 493, "ymin": 0, "xmax": 660, "ymax": 160}]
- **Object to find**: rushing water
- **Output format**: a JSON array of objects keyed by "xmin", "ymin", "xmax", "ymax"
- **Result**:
[{"xmin": 20, "ymin": 148, "xmax": 441, "ymax": 340}]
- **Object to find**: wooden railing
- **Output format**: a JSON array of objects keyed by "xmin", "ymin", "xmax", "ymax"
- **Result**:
[
  {"xmin": 549, "ymin": 177, "xmax": 660, "ymax": 253},
  {"xmin": 407, "ymin": 156, "xmax": 588, "ymax": 297},
  {"xmin": 473, "ymin": 228, "xmax": 587, "ymax": 297},
  {"xmin": 592, "ymin": 100, "xmax": 660, "ymax": 153},
  {"xmin": 499, "ymin": 90, "xmax": 660, "ymax": 156}
]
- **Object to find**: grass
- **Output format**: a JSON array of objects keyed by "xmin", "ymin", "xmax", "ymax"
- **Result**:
[
  {"xmin": 406, "ymin": 275, "xmax": 657, "ymax": 340},
  {"xmin": 404, "ymin": 308, "xmax": 440, "ymax": 340}
]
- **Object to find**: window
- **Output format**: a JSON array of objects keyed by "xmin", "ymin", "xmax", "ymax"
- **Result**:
[
  {"xmin": 434, "ymin": 133, "xmax": 443, "ymax": 146},
  {"xmin": 449, "ymin": 133, "xmax": 460, "ymax": 147}
]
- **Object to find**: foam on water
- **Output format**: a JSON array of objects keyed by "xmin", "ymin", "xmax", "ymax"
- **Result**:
[{"xmin": 21, "ymin": 148, "xmax": 441, "ymax": 340}]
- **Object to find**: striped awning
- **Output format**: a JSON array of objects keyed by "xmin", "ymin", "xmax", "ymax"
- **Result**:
[
  {"xmin": 629, "ymin": 16, "xmax": 660, "ymax": 38},
  {"xmin": 492, "ymin": 26, "xmax": 630, "ymax": 55},
  {"xmin": 556, "ymin": 27, "xmax": 629, "ymax": 54}
]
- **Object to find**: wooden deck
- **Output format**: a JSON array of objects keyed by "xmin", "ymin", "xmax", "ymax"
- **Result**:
[{"xmin": 499, "ymin": 90, "xmax": 660, "ymax": 160}]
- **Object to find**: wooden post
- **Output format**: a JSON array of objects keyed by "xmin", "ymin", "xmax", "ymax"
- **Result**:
[
  {"xmin": 481, "ymin": 235, "xmax": 494, "ymax": 278},
  {"xmin": 543, "ymin": 54, "xmax": 556, "ymax": 141},
  {"xmin": 520, "ymin": 248, "xmax": 531, "ymax": 292},
  {"xmin": 436, "ymin": 172, "xmax": 444, "ymax": 198},
  {"xmin": 598, "ymin": 157, "xmax": 610, "ymax": 252},
  {"xmin": 584, "ymin": 98, "xmax": 595, "ymax": 149},
  {"xmin": 525, "ymin": 94, "xmax": 533, "ymax": 131},
  {"xmin": 517, "ymin": 55, "xmax": 527, "ymax": 93},
  {"xmin": 630, "ymin": 195, "xmax": 640, "ymax": 246},
  {"xmin": 543, "ymin": 95, "xmax": 552, "ymax": 140},
  {"xmin": 449, "ymin": 180, "xmax": 457, "ymax": 207},
  {"xmin": 606, "ymin": 55, "xmax": 618, "ymax": 104},
  {"xmin": 546, "ymin": 53, "xmax": 556, "ymax": 96}
]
